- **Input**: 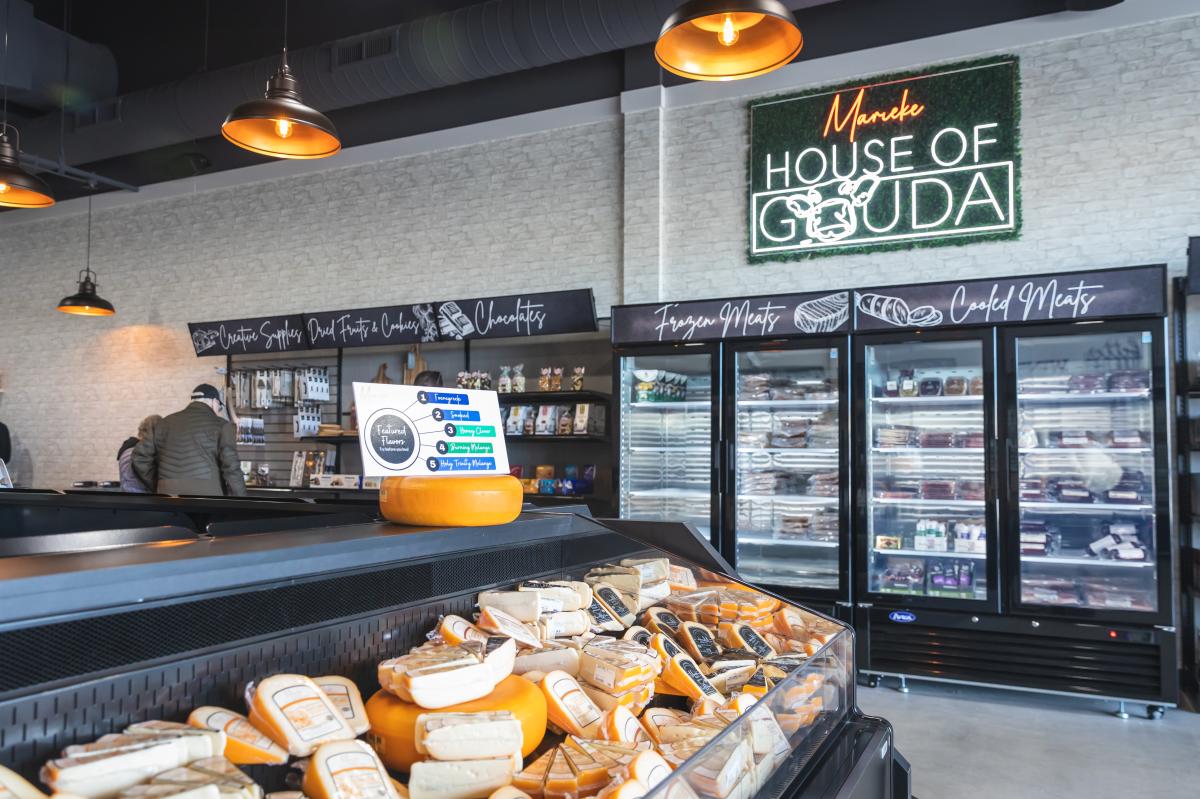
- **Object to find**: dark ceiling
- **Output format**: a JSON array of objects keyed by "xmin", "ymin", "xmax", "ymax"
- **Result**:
[{"xmin": 15, "ymin": 0, "xmax": 1078, "ymax": 202}]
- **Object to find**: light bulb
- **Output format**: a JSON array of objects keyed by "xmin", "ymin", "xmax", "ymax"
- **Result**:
[
  {"xmin": 0, "ymin": 182, "xmax": 9, "ymax": 194},
  {"xmin": 719, "ymin": 14, "xmax": 739, "ymax": 46},
  {"xmin": 274, "ymin": 118, "xmax": 294, "ymax": 139}
]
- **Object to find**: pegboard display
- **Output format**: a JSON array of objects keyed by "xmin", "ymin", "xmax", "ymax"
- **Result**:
[{"xmin": 0, "ymin": 530, "xmax": 647, "ymax": 785}]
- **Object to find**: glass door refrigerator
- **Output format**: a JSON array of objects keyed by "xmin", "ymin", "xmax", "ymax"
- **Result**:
[
  {"xmin": 614, "ymin": 345, "xmax": 720, "ymax": 542},
  {"xmin": 854, "ymin": 331, "xmax": 999, "ymax": 613},
  {"xmin": 722, "ymin": 339, "xmax": 850, "ymax": 607},
  {"xmin": 1001, "ymin": 321, "xmax": 1173, "ymax": 627}
]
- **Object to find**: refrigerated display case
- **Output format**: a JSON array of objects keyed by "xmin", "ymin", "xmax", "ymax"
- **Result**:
[
  {"xmin": 617, "ymin": 346, "xmax": 720, "ymax": 539},
  {"xmin": 857, "ymin": 334, "xmax": 995, "ymax": 608},
  {"xmin": 725, "ymin": 341, "xmax": 850, "ymax": 602}
]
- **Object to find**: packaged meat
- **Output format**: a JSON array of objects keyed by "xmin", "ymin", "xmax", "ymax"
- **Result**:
[{"xmin": 917, "ymin": 377, "xmax": 943, "ymax": 397}]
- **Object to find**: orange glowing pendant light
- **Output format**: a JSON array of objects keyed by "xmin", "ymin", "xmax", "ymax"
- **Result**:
[
  {"xmin": 655, "ymin": 0, "xmax": 804, "ymax": 82},
  {"xmin": 0, "ymin": 0, "xmax": 54, "ymax": 208},
  {"xmin": 57, "ymin": 196, "xmax": 115, "ymax": 316},
  {"xmin": 221, "ymin": 0, "xmax": 340, "ymax": 159}
]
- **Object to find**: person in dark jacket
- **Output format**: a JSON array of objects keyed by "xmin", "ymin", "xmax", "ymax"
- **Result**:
[
  {"xmin": 118, "ymin": 414, "xmax": 162, "ymax": 492},
  {"xmin": 0, "ymin": 420, "xmax": 9, "ymax": 465},
  {"xmin": 133, "ymin": 384, "xmax": 247, "ymax": 496}
]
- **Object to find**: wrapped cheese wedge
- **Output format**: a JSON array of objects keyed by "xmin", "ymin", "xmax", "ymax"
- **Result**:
[
  {"xmin": 584, "ymin": 567, "xmax": 641, "ymax": 598},
  {"xmin": 620, "ymin": 626, "xmax": 653, "ymax": 647},
  {"xmin": 313, "ymin": 676, "xmax": 370, "ymax": 736},
  {"xmin": 542, "ymin": 749, "xmax": 577, "ymax": 799},
  {"xmin": 42, "ymin": 738, "xmax": 195, "ymax": 798},
  {"xmin": 408, "ymin": 757, "xmax": 517, "ymax": 799},
  {"xmin": 249, "ymin": 674, "xmax": 357, "ymax": 757},
  {"xmin": 595, "ymin": 779, "xmax": 645, "ymax": 799},
  {"xmin": 187, "ymin": 707, "xmax": 288, "ymax": 766},
  {"xmin": 667, "ymin": 565, "xmax": 697, "ymax": 593},
  {"xmin": 641, "ymin": 609, "xmax": 683, "ymax": 639},
  {"xmin": 598, "ymin": 706, "xmax": 647, "ymax": 746},
  {"xmin": 720, "ymin": 693, "xmax": 759, "ymax": 717},
  {"xmin": 688, "ymin": 739, "xmax": 753, "ymax": 799},
  {"xmin": 560, "ymin": 739, "xmax": 610, "ymax": 796},
  {"xmin": 637, "ymin": 582, "xmax": 671, "ymax": 610},
  {"xmin": 478, "ymin": 591, "xmax": 543, "ymax": 622},
  {"xmin": 488, "ymin": 789, "xmax": 531, "ymax": 799},
  {"xmin": 518, "ymin": 581, "xmax": 584, "ymax": 612},
  {"xmin": 124, "ymin": 723, "xmax": 225, "ymax": 760},
  {"xmin": 302, "ymin": 740, "xmax": 401, "ymax": 799},
  {"xmin": 639, "ymin": 708, "xmax": 687, "ymax": 745},
  {"xmin": 514, "ymin": 643, "xmax": 580, "ymax": 677},
  {"xmin": 440, "ymin": 615, "xmax": 489, "ymax": 646},
  {"xmin": 537, "ymin": 611, "xmax": 590, "ymax": 640},
  {"xmin": 660, "ymin": 648, "xmax": 725, "ymax": 704},
  {"xmin": 547, "ymin": 581, "xmax": 593, "ymax": 610},
  {"xmin": 656, "ymin": 740, "xmax": 708, "ymax": 769},
  {"xmin": 740, "ymin": 667, "xmax": 771, "ymax": 699},
  {"xmin": 477, "ymin": 607, "xmax": 543, "ymax": 649},
  {"xmin": 512, "ymin": 748, "xmax": 554, "ymax": 797},
  {"xmin": 119, "ymin": 787, "xmax": 219, "ymax": 799},
  {"xmin": 378, "ymin": 644, "xmax": 499, "ymax": 709},
  {"xmin": 540, "ymin": 671, "xmax": 604, "ymax": 738},
  {"xmin": 589, "ymin": 584, "xmax": 636, "ymax": 628},
  {"xmin": 64, "ymin": 731, "xmax": 217, "ymax": 765},
  {"xmin": 414, "ymin": 711, "xmax": 523, "ymax": 760},
  {"xmin": 572, "ymin": 739, "xmax": 650, "ymax": 768},
  {"xmin": 579, "ymin": 644, "xmax": 658, "ymax": 694},
  {"xmin": 584, "ymin": 598, "xmax": 625, "ymax": 633},
  {"xmin": 150, "ymin": 757, "xmax": 259, "ymax": 799},
  {"xmin": 716, "ymin": 623, "xmax": 776, "ymax": 659},
  {"xmin": 619, "ymin": 558, "xmax": 670, "ymax": 584},
  {"xmin": 707, "ymin": 664, "xmax": 757, "ymax": 695},
  {"xmin": 677, "ymin": 622, "xmax": 722, "ymax": 663},
  {"xmin": 0, "ymin": 764, "xmax": 49, "ymax": 798},
  {"xmin": 466, "ymin": 636, "xmax": 519, "ymax": 683},
  {"xmin": 580, "ymin": 682, "xmax": 653, "ymax": 716},
  {"xmin": 627, "ymin": 751, "xmax": 672, "ymax": 790}
]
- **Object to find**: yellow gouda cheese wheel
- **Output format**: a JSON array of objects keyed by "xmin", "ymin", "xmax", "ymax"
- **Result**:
[
  {"xmin": 379, "ymin": 476, "xmax": 522, "ymax": 527},
  {"xmin": 366, "ymin": 675, "xmax": 547, "ymax": 771}
]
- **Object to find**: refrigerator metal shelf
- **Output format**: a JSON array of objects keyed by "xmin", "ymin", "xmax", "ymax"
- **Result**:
[
  {"xmin": 871, "ymin": 548, "xmax": 987, "ymax": 560},
  {"xmin": 738, "ymin": 493, "xmax": 838, "ymax": 503},
  {"xmin": 1020, "ymin": 501, "xmax": 1153, "ymax": 513},
  {"xmin": 1020, "ymin": 554, "xmax": 1155, "ymax": 569},
  {"xmin": 873, "ymin": 497, "xmax": 987, "ymax": 509},
  {"xmin": 1020, "ymin": 447, "xmax": 1152, "ymax": 454},
  {"xmin": 871, "ymin": 395, "xmax": 984, "ymax": 404},
  {"xmin": 740, "ymin": 447, "xmax": 839, "ymax": 454},
  {"xmin": 739, "ymin": 536, "xmax": 839, "ymax": 549},
  {"xmin": 1016, "ymin": 391, "xmax": 1150, "ymax": 402},
  {"xmin": 629, "ymin": 401, "xmax": 711, "ymax": 409},
  {"xmin": 626, "ymin": 488, "xmax": 710, "ymax": 498},
  {"xmin": 872, "ymin": 447, "xmax": 984, "ymax": 453},
  {"xmin": 736, "ymin": 399, "xmax": 838, "ymax": 407}
]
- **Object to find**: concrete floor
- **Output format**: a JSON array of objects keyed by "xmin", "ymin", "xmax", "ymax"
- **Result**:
[{"xmin": 856, "ymin": 678, "xmax": 1200, "ymax": 799}]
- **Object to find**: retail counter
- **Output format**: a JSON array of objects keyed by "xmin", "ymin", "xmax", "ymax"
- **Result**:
[{"xmin": 0, "ymin": 503, "xmax": 908, "ymax": 797}]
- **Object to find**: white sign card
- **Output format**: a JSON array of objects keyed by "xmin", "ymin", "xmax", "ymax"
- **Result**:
[{"xmin": 352, "ymin": 382, "xmax": 510, "ymax": 477}]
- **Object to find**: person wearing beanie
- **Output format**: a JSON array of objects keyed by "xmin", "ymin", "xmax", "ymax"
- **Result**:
[{"xmin": 132, "ymin": 383, "xmax": 247, "ymax": 496}]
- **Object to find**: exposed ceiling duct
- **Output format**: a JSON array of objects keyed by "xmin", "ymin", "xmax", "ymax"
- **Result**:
[
  {"xmin": 18, "ymin": 0, "xmax": 831, "ymax": 168},
  {"xmin": 0, "ymin": 0, "xmax": 116, "ymax": 114}
]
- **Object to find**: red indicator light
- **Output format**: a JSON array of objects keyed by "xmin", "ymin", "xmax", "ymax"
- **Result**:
[{"xmin": 1108, "ymin": 630, "xmax": 1118, "ymax": 638}]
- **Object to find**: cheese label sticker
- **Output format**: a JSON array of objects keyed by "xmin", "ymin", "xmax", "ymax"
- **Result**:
[
  {"xmin": 679, "ymin": 659, "xmax": 721, "ymax": 697},
  {"xmin": 587, "ymin": 598, "xmax": 618, "ymax": 626},
  {"xmin": 353, "ymin": 382, "xmax": 509, "ymax": 477},
  {"xmin": 590, "ymin": 662, "xmax": 618, "ymax": 691},
  {"xmin": 204, "ymin": 709, "xmax": 276, "ymax": 748},
  {"xmin": 738, "ymin": 626, "xmax": 774, "ymax": 658},
  {"xmin": 689, "ymin": 627, "xmax": 721, "ymax": 660},
  {"xmin": 325, "ymin": 750, "xmax": 390, "ymax": 795},
  {"xmin": 596, "ymin": 587, "xmax": 632, "ymax": 618},
  {"xmin": 317, "ymin": 683, "xmax": 358, "ymax": 721},
  {"xmin": 272, "ymin": 685, "xmax": 346, "ymax": 742}
]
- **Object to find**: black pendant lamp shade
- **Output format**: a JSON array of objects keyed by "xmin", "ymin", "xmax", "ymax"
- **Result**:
[
  {"xmin": 221, "ymin": 56, "xmax": 341, "ymax": 159},
  {"xmin": 656, "ymin": 0, "xmax": 804, "ymax": 82},
  {"xmin": 0, "ymin": 130, "xmax": 54, "ymax": 208},
  {"xmin": 57, "ymin": 267, "xmax": 114, "ymax": 316}
]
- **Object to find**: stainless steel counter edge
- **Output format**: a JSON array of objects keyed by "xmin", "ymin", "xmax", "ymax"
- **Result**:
[{"xmin": 0, "ymin": 511, "xmax": 601, "ymax": 628}]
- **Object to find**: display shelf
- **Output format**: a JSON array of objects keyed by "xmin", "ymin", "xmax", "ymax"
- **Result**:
[
  {"xmin": 740, "ymin": 447, "xmax": 839, "ymax": 454},
  {"xmin": 521, "ymin": 494, "xmax": 595, "ymax": 502},
  {"xmin": 498, "ymin": 390, "xmax": 610, "ymax": 404},
  {"xmin": 871, "ymin": 395, "xmax": 984, "ymax": 404},
  {"xmin": 630, "ymin": 446, "xmax": 710, "ymax": 453},
  {"xmin": 629, "ymin": 400, "xmax": 711, "ymax": 409},
  {"xmin": 738, "ymin": 536, "xmax": 838, "ymax": 549},
  {"xmin": 736, "ymin": 398, "xmax": 838, "ymax": 407},
  {"xmin": 506, "ymin": 434, "xmax": 608, "ymax": 443},
  {"xmin": 1021, "ymin": 553, "xmax": 1154, "ymax": 569},
  {"xmin": 872, "ymin": 496, "xmax": 986, "ymax": 509},
  {"xmin": 299, "ymin": 434, "xmax": 359, "ymax": 444},
  {"xmin": 626, "ymin": 488, "xmax": 710, "ymax": 498},
  {"xmin": 877, "ymin": 586, "xmax": 979, "ymax": 599},
  {"xmin": 1017, "ymin": 390, "xmax": 1150, "ymax": 402},
  {"xmin": 872, "ymin": 547, "xmax": 986, "ymax": 560},
  {"xmin": 1020, "ymin": 500, "xmax": 1153, "ymax": 513},
  {"xmin": 871, "ymin": 447, "xmax": 984, "ymax": 453},
  {"xmin": 1020, "ymin": 447, "xmax": 1151, "ymax": 454},
  {"xmin": 738, "ymin": 493, "xmax": 838, "ymax": 503}
]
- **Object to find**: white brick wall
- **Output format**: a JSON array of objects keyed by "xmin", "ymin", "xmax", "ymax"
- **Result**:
[{"xmin": 2, "ymin": 13, "xmax": 1198, "ymax": 487}]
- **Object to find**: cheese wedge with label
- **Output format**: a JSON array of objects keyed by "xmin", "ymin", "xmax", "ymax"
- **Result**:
[
  {"xmin": 584, "ymin": 598, "xmax": 625, "ymax": 633},
  {"xmin": 649, "ymin": 633, "xmax": 684, "ymax": 664},
  {"xmin": 42, "ymin": 738, "xmax": 194, "ymax": 798},
  {"xmin": 415, "ymin": 712, "xmax": 523, "ymax": 760},
  {"xmin": 627, "ymin": 751, "xmax": 672, "ymax": 790},
  {"xmin": 584, "ymin": 567, "xmax": 641, "ymax": 598},
  {"xmin": 559, "ymin": 738, "xmax": 610, "ymax": 796},
  {"xmin": 479, "ymin": 591, "xmax": 546, "ymax": 622},
  {"xmin": 637, "ymin": 582, "xmax": 671, "ymax": 612},
  {"xmin": 408, "ymin": 757, "xmax": 515, "ymax": 799},
  {"xmin": 542, "ymin": 749, "xmax": 577, "ymax": 799},
  {"xmin": 123, "ymin": 723, "xmax": 226, "ymax": 761},
  {"xmin": 0, "ymin": 765, "xmax": 48, "ymax": 799},
  {"xmin": 599, "ymin": 706, "xmax": 647, "ymax": 745},
  {"xmin": 595, "ymin": 780, "xmax": 645, "ymax": 799},
  {"xmin": 249, "ymin": 674, "xmax": 357, "ymax": 757},
  {"xmin": 313, "ymin": 676, "xmax": 370, "ymax": 736},
  {"xmin": 708, "ymin": 665, "xmax": 756, "ymax": 695},
  {"xmin": 639, "ymin": 708, "xmax": 686, "ymax": 745},
  {"xmin": 721, "ymin": 694, "xmax": 758, "ymax": 717},
  {"xmin": 590, "ymin": 584, "xmax": 636, "ymax": 627},
  {"xmin": 677, "ymin": 622, "xmax": 722, "ymax": 663},
  {"xmin": 466, "ymin": 636, "xmax": 519, "ymax": 683},
  {"xmin": 667, "ymin": 565, "xmax": 697, "ymax": 593},
  {"xmin": 537, "ymin": 611, "xmax": 590, "ymax": 640},
  {"xmin": 661, "ymin": 650, "xmax": 725, "ymax": 704},
  {"xmin": 689, "ymin": 740, "xmax": 752, "ymax": 799},
  {"xmin": 379, "ymin": 644, "xmax": 499, "ymax": 708},
  {"xmin": 511, "ymin": 748, "xmax": 554, "ymax": 798},
  {"xmin": 547, "ymin": 581, "xmax": 593, "ymax": 611},
  {"xmin": 580, "ymin": 682, "xmax": 653, "ymax": 716},
  {"xmin": 149, "ymin": 757, "xmax": 259, "ymax": 799},
  {"xmin": 717, "ymin": 623, "xmax": 776, "ymax": 659},
  {"xmin": 477, "ymin": 607, "xmax": 543, "ymax": 649},
  {"xmin": 579, "ymin": 646, "xmax": 656, "ymax": 694},
  {"xmin": 740, "ymin": 667, "xmax": 770, "ymax": 699},
  {"xmin": 301, "ymin": 740, "xmax": 399, "ymax": 799},
  {"xmin": 619, "ymin": 558, "xmax": 670, "ymax": 584},
  {"xmin": 519, "ymin": 581, "xmax": 583, "ymax": 612},
  {"xmin": 64, "ymin": 731, "xmax": 217, "ymax": 766},
  {"xmin": 621, "ymin": 627, "xmax": 653, "ymax": 647},
  {"xmin": 187, "ymin": 707, "xmax": 288, "ymax": 766},
  {"xmin": 441, "ymin": 615, "xmax": 489, "ymax": 646},
  {"xmin": 540, "ymin": 671, "xmax": 604, "ymax": 738},
  {"xmin": 770, "ymin": 607, "xmax": 807, "ymax": 640},
  {"xmin": 641, "ymin": 609, "xmax": 683, "ymax": 639},
  {"xmin": 514, "ymin": 643, "xmax": 580, "ymax": 677}
]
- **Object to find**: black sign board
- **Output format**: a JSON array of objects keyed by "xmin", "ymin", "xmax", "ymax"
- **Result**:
[
  {"xmin": 611, "ymin": 290, "xmax": 851, "ymax": 345},
  {"xmin": 189, "ymin": 315, "xmax": 309, "ymax": 356},
  {"xmin": 853, "ymin": 264, "xmax": 1166, "ymax": 332},
  {"xmin": 436, "ymin": 290, "xmax": 597, "ymax": 341},
  {"xmin": 304, "ymin": 304, "xmax": 440, "ymax": 349}
]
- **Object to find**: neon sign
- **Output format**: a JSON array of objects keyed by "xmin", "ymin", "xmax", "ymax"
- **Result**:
[{"xmin": 749, "ymin": 56, "xmax": 1020, "ymax": 260}]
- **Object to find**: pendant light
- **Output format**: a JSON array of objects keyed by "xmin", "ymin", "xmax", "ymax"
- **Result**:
[
  {"xmin": 0, "ymin": 0, "xmax": 54, "ymax": 208},
  {"xmin": 221, "ymin": 0, "xmax": 340, "ymax": 159},
  {"xmin": 656, "ymin": 0, "xmax": 804, "ymax": 82},
  {"xmin": 57, "ymin": 196, "xmax": 114, "ymax": 316}
]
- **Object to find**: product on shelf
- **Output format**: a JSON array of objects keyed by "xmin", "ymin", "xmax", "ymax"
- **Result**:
[
  {"xmin": 314, "ymin": 676, "xmax": 370, "ymax": 736},
  {"xmin": 1019, "ymin": 522, "xmax": 1061, "ymax": 555},
  {"xmin": 916, "ymin": 430, "xmax": 956, "ymax": 449},
  {"xmin": 1107, "ymin": 370, "xmax": 1150, "ymax": 392},
  {"xmin": 512, "ymin": 364, "xmax": 527, "ymax": 393},
  {"xmin": 378, "ymin": 475, "xmax": 523, "ymax": 527},
  {"xmin": 249, "ymin": 674, "xmax": 356, "ymax": 757},
  {"xmin": 571, "ymin": 367, "xmax": 586, "ymax": 392},
  {"xmin": 498, "ymin": 366, "xmax": 513, "ymax": 394},
  {"xmin": 874, "ymin": 425, "xmax": 917, "ymax": 448},
  {"xmin": 917, "ymin": 377, "xmax": 943, "ymax": 397},
  {"xmin": 631, "ymin": 371, "xmax": 688, "ymax": 403},
  {"xmin": 920, "ymin": 480, "xmax": 957, "ymax": 500},
  {"xmin": 304, "ymin": 740, "xmax": 400, "ymax": 799},
  {"xmin": 188, "ymin": 707, "xmax": 289, "ymax": 765},
  {"xmin": 1109, "ymin": 429, "xmax": 1146, "ymax": 448},
  {"xmin": 1067, "ymin": 374, "xmax": 1106, "ymax": 394}
]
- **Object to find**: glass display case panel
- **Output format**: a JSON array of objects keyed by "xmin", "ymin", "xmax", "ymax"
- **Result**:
[
  {"xmin": 619, "ymin": 353, "xmax": 715, "ymax": 537},
  {"xmin": 732, "ymin": 347, "xmax": 841, "ymax": 591},
  {"xmin": 1014, "ymin": 330, "xmax": 1158, "ymax": 613},
  {"xmin": 864, "ymin": 339, "xmax": 990, "ymax": 600}
]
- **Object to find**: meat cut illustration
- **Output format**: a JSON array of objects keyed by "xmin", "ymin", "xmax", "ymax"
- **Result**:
[
  {"xmin": 794, "ymin": 292, "xmax": 849, "ymax": 333},
  {"xmin": 856, "ymin": 292, "xmax": 943, "ymax": 328}
]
